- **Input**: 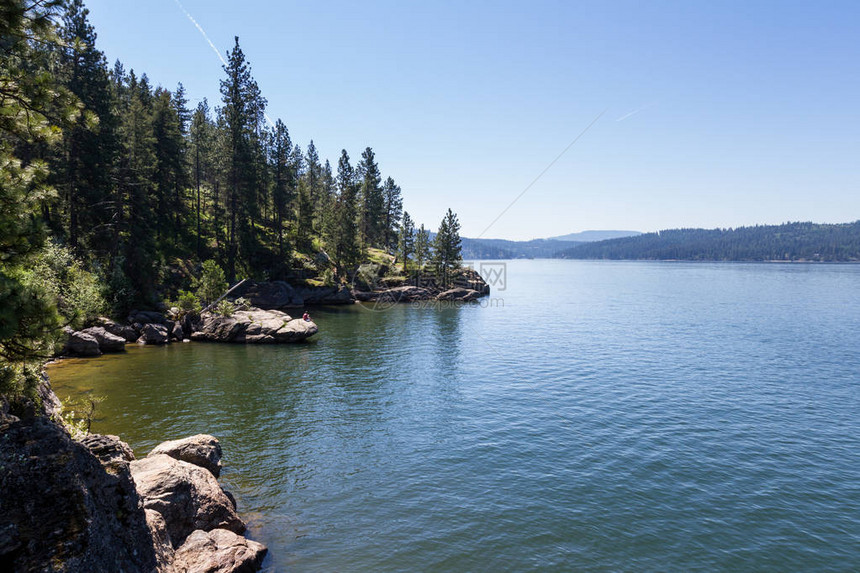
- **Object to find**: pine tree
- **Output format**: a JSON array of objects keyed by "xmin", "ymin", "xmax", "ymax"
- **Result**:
[
  {"xmin": 0, "ymin": 0, "xmax": 74, "ymax": 393},
  {"xmin": 382, "ymin": 176, "xmax": 403, "ymax": 252},
  {"xmin": 357, "ymin": 147, "xmax": 384, "ymax": 248},
  {"xmin": 432, "ymin": 208, "xmax": 463, "ymax": 288},
  {"xmin": 414, "ymin": 224, "xmax": 430, "ymax": 271},
  {"xmin": 397, "ymin": 211, "xmax": 414, "ymax": 272},
  {"xmin": 55, "ymin": 0, "xmax": 119, "ymax": 257},
  {"xmin": 189, "ymin": 99, "xmax": 212, "ymax": 258},
  {"xmin": 270, "ymin": 119, "xmax": 294, "ymax": 260},
  {"xmin": 324, "ymin": 150, "xmax": 360, "ymax": 275}
]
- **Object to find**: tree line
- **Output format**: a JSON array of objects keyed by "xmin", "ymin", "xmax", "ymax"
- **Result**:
[
  {"xmin": 0, "ymin": 0, "xmax": 462, "ymax": 399},
  {"xmin": 558, "ymin": 222, "xmax": 860, "ymax": 261}
]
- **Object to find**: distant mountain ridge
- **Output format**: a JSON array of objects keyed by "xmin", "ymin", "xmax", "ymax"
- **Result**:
[
  {"xmin": 549, "ymin": 230, "xmax": 642, "ymax": 242},
  {"xmin": 558, "ymin": 221, "xmax": 860, "ymax": 262},
  {"xmin": 460, "ymin": 229, "xmax": 642, "ymax": 259}
]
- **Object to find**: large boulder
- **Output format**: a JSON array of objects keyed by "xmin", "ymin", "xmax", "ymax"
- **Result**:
[
  {"xmin": 237, "ymin": 280, "xmax": 301, "ymax": 309},
  {"xmin": 173, "ymin": 529, "xmax": 267, "ymax": 573},
  {"xmin": 80, "ymin": 326, "xmax": 127, "ymax": 352},
  {"xmin": 0, "ymin": 416, "xmax": 158, "ymax": 572},
  {"xmin": 139, "ymin": 323, "xmax": 170, "ymax": 345},
  {"xmin": 63, "ymin": 329, "xmax": 101, "ymax": 357},
  {"xmin": 150, "ymin": 434, "xmax": 223, "ymax": 478},
  {"xmin": 93, "ymin": 316, "xmax": 139, "ymax": 342},
  {"xmin": 145, "ymin": 509, "xmax": 175, "ymax": 572},
  {"xmin": 191, "ymin": 308, "xmax": 317, "ymax": 344},
  {"xmin": 130, "ymin": 454, "xmax": 245, "ymax": 546},
  {"xmin": 167, "ymin": 321, "xmax": 185, "ymax": 342}
]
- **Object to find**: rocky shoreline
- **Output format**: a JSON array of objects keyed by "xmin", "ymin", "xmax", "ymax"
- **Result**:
[{"xmin": 0, "ymin": 379, "xmax": 266, "ymax": 572}]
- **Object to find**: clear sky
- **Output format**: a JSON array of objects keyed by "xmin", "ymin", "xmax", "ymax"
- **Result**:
[{"xmin": 83, "ymin": 0, "xmax": 860, "ymax": 240}]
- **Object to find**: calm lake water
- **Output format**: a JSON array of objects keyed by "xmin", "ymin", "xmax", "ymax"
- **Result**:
[{"xmin": 49, "ymin": 260, "xmax": 860, "ymax": 572}]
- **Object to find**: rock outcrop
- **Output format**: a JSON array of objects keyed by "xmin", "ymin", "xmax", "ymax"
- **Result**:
[
  {"xmin": 63, "ymin": 328, "xmax": 101, "ymax": 357},
  {"xmin": 130, "ymin": 454, "xmax": 245, "ymax": 545},
  {"xmin": 94, "ymin": 316, "xmax": 139, "ymax": 342},
  {"xmin": 150, "ymin": 434, "xmax": 223, "ymax": 477},
  {"xmin": 235, "ymin": 280, "xmax": 354, "ymax": 308},
  {"xmin": 138, "ymin": 323, "xmax": 170, "ymax": 345},
  {"xmin": 1, "ymin": 378, "xmax": 266, "ymax": 573},
  {"xmin": 80, "ymin": 326, "xmax": 127, "ymax": 352},
  {"xmin": 436, "ymin": 287, "xmax": 482, "ymax": 302},
  {"xmin": 173, "ymin": 529, "xmax": 267, "ymax": 573},
  {"xmin": 353, "ymin": 285, "xmax": 434, "ymax": 303},
  {"xmin": 0, "ymin": 416, "xmax": 159, "ymax": 572},
  {"xmin": 191, "ymin": 308, "xmax": 317, "ymax": 343}
]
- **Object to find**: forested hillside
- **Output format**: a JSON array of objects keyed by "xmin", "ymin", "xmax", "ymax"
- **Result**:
[
  {"xmin": 559, "ymin": 222, "xmax": 860, "ymax": 262},
  {"xmin": 0, "ymin": 0, "xmax": 463, "ymax": 399}
]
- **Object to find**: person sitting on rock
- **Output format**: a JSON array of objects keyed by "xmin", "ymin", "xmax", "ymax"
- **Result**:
[{"xmin": 302, "ymin": 312, "xmax": 310, "ymax": 321}]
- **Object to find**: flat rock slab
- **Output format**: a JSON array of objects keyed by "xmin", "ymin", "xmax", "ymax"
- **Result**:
[{"xmin": 191, "ymin": 308, "xmax": 317, "ymax": 343}]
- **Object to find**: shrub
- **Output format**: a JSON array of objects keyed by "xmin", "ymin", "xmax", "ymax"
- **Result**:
[
  {"xmin": 233, "ymin": 297, "xmax": 251, "ymax": 311},
  {"xmin": 214, "ymin": 299, "xmax": 235, "ymax": 317},
  {"xmin": 193, "ymin": 260, "xmax": 227, "ymax": 306},
  {"xmin": 24, "ymin": 241, "xmax": 106, "ymax": 329}
]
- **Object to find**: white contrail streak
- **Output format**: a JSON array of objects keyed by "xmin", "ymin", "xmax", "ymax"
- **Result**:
[
  {"xmin": 173, "ymin": 0, "xmax": 227, "ymax": 67},
  {"xmin": 616, "ymin": 103, "xmax": 655, "ymax": 122},
  {"xmin": 172, "ymin": 0, "xmax": 275, "ymax": 126}
]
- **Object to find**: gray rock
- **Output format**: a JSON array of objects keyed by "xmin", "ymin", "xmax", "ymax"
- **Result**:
[
  {"xmin": 0, "ymin": 416, "xmax": 158, "ymax": 572},
  {"xmin": 173, "ymin": 529, "xmax": 267, "ymax": 573},
  {"xmin": 139, "ymin": 323, "xmax": 170, "ymax": 345},
  {"xmin": 145, "ymin": 509, "xmax": 175, "ymax": 573},
  {"xmin": 150, "ymin": 434, "xmax": 222, "ymax": 478},
  {"xmin": 130, "ymin": 454, "xmax": 245, "ymax": 546},
  {"xmin": 94, "ymin": 316, "xmax": 139, "ymax": 342},
  {"xmin": 436, "ymin": 287, "xmax": 482, "ymax": 302},
  {"xmin": 80, "ymin": 326, "xmax": 127, "ymax": 352},
  {"xmin": 191, "ymin": 308, "xmax": 317, "ymax": 344},
  {"xmin": 354, "ymin": 285, "xmax": 433, "ymax": 303},
  {"xmin": 64, "ymin": 329, "xmax": 102, "ymax": 356},
  {"xmin": 79, "ymin": 433, "xmax": 136, "ymax": 465},
  {"xmin": 169, "ymin": 321, "xmax": 185, "ymax": 341}
]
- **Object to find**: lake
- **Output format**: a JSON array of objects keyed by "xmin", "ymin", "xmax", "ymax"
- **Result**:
[{"xmin": 48, "ymin": 260, "xmax": 860, "ymax": 572}]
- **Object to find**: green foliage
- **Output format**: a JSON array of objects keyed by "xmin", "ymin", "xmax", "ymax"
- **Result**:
[
  {"xmin": 214, "ymin": 299, "xmax": 235, "ymax": 317},
  {"xmin": 398, "ymin": 211, "xmax": 415, "ymax": 272},
  {"xmin": 25, "ymin": 241, "xmax": 106, "ymax": 329},
  {"xmin": 193, "ymin": 260, "xmax": 228, "ymax": 305},
  {"xmin": 432, "ymin": 209, "xmax": 463, "ymax": 288},
  {"xmin": 62, "ymin": 394, "xmax": 105, "ymax": 439},
  {"xmin": 414, "ymin": 224, "xmax": 430, "ymax": 270},
  {"xmin": 233, "ymin": 297, "xmax": 251, "ymax": 311}
]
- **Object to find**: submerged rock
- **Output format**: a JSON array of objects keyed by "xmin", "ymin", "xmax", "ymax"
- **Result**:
[
  {"xmin": 191, "ymin": 308, "xmax": 317, "ymax": 343},
  {"xmin": 150, "ymin": 434, "xmax": 223, "ymax": 477},
  {"xmin": 173, "ymin": 529, "xmax": 267, "ymax": 573},
  {"xmin": 130, "ymin": 454, "xmax": 245, "ymax": 546}
]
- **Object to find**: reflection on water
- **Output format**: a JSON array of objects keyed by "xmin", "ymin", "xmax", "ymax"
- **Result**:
[{"xmin": 50, "ymin": 261, "xmax": 860, "ymax": 572}]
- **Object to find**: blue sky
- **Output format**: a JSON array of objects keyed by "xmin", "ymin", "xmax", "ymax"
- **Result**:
[{"xmin": 84, "ymin": 0, "xmax": 860, "ymax": 240}]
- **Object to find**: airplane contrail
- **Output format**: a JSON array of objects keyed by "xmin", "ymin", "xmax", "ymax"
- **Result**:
[
  {"xmin": 173, "ymin": 0, "xmax": 227, "ymax": 67},
  {"xmin": 616, "ymin": 103, "xmax": 655, "ymax": 122},
  {"xmin": 173, "ymin": 0, "xmax": 275, "ymax": 126}
]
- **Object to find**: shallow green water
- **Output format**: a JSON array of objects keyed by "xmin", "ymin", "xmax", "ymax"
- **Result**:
[{"xmin": 50, "ymin": 260, "xmax": 860, "ymax": 571}]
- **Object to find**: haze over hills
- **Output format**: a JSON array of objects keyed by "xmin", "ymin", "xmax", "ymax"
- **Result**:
[
  {"xmin": 548, "ymin": 230, "xmax": 642, "ymax": 242},
  {"xmin": 461, "ymin": 230, "xmax": 640, "ymax": 259},
  {"xmin": 462, "ymin": 223, "xmax": 860, "ymax": 261}
]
